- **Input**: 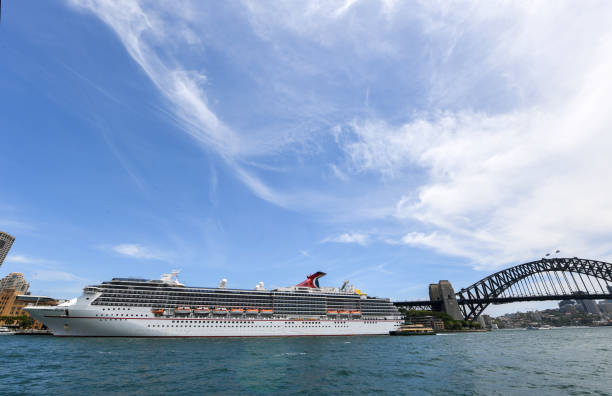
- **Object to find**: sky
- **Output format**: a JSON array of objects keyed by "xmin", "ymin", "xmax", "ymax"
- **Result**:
[{"xmin": 2, "ymin": 1, "xmax": 612, "ymax": 316}]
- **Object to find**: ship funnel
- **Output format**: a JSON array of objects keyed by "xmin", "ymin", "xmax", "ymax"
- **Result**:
[
  {"xmin": 296, "ymin": 271, "xmax": 326, "ymax": 288},
  {"xmin": 219, "ymin": 278, "xmax": 227, "ymax": 288}
]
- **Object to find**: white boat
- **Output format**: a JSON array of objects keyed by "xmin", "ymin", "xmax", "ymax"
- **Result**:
[
  {"xmin": 0, "ymin": 326, "xmax": 15, "ymax": 335},
  {"xmin": 24, "ymin": 271, "xmax": 402, "ymax": 337}
]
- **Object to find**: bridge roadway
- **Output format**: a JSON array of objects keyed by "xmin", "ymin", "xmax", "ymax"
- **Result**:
[{"xmin": 393, "ymin": 257, "xmax": 612, "ymax": 320}]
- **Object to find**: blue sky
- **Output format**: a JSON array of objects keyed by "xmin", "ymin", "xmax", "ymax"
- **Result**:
[{"xmin": 2, "ymin": 1, "xmax": 612, "ymax": 315}]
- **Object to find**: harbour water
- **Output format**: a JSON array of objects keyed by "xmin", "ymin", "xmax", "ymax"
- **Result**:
[{"xmin": 1, "ymin": 327, "xmax": 610, "ymax": 395}]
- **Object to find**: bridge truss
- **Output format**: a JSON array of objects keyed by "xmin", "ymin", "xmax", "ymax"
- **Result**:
[
  {"xmin": 457, "ymin": 257, "xmax": 612, "ymax": 320},
  {"xmin": 394, "ymin": 258, "xmax": 612, "ymax": 320}
]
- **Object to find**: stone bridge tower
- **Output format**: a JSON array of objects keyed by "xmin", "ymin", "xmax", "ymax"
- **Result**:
[{"xmin": 429, "ymin": 280, "xmax": 463, "ymax": 320}]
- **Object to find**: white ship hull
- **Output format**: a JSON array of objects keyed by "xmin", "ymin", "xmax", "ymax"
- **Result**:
[{"xmin": 25, "ymin": 305, "xmax": 401, "ymax": 337}]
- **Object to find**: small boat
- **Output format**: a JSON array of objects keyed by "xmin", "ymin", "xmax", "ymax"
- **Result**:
[
  {"xmin": 174, "ymin": 306, "xmax": 192, "ymax": 315},
  {"xmin": 339, "ymin": 310, "xmax": 350, "ymax": 316},
  {"xmin": 151, "ymin": 308, "xmax": 164, "ymax": 316},
  {"xmin": 260, "ymin": 309, "xmax": 274, "ymax": 315},
  {"xmin": 0, "ymin": 326, "xmax": 15, "ymax": 335},
  {"xmin": 539, "ymin": 325, "xmax": 552, "ymax": 330},
  {"xmin": 230, "ymin": 308, "xmax": 244, "ymax": 315},
  {"xmin": 245, "ymin": 309, "xmax": 259, "ymax": 315},
  {"xmin": 327, "ymin": 310, "xmax": 338, "ymax": 316},
  {"xmin": 390, "ymin": 324, "xmax": 435, "ymax": 336},
  {"xmin": 350, "ymin": 311, "xmax": 362, "ymax": 317},
  {"xmin": 193, "ymin": 307, "xmax": 210, "ymax": 316},
  {"xmin": 213, "ymin": 307, "xmax": 228, "ymax": 315}
]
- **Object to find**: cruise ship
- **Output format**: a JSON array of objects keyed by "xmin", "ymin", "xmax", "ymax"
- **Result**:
[{"xmin": 25, "ymin": 271, "xmax": 402, "ymax": 337}]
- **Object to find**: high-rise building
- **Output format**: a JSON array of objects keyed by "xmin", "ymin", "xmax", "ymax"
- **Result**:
[
  {"xmin": 0, "ymin": 231, "xmax": 15, "ymax": 267},
  {"xmin": 572, "ymin": 291, "xmax": 601, "ymax": 315},
  {"xmin": 559, "ymin": 300, "xmax": 578, "ymax": 313},
  {"xmin": 0, "ymin": 272, "xmax": 29, "ymax": 294}
]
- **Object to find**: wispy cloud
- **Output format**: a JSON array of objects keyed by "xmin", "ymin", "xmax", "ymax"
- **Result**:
[
  {"xmin": 324, "ymin": 232, "xmax": 369, "ymax": 246},
  {"xmin": 0, "ymin": 218, "xmax": 36, "ymax": 232},
  {"xmin": 32, "ymin": 270, "xmax": 87, "ymax": 282},
  {"xmin": 64, "ymin": 1, "xmax": 612, "ymax": 270},
  {"xmin": 111, "ymin": 243, "xmax": 163, "ymax": 260},
  {"xmin": 5, "ymin": 254, "xmax": 55, "ymax": 265}
]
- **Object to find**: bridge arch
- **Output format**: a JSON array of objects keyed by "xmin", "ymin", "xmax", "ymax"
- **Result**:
[{"xmin": 456, "ymin": 257, "xmax": 612, "ymax": 320}]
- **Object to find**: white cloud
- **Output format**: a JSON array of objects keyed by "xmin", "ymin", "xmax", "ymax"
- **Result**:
[
  {"xmin": 341, "ymin": 10, "xmax": 612, "ymax": 267},
  {"xmin": 32, "ymin": 270, "xmax": 86, "ymax": 282},
  {"xmin": 111, "ymin": 244, "xmax": 162, "ymax": 260},
  {"xmin": 65, "ymin": 1, "xmax": 612, "ymax": 270},
  {"xmin": 324, "ymin": 232, "xmax": 369, "ymax": 246},
  {"xmin": 5, "ymin": 255, "xmax": 55, "ymax": 265}
]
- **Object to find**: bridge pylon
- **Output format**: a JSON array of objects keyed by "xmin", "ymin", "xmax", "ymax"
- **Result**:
[{"xmin": 429, "ymin": 280, "xmax": 463, "ymax": 320}]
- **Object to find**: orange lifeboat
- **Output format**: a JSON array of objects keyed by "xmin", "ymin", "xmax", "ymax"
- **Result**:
[
  {"xmin": 327, "ymin": 310, "xmax": 338, "ymax": 316},
  {"xmin": 230, "ymin": 308, "xmax": 244, "ymax": 315},
  {"xmin": 151, "ymin": 308, "xmax": 164, "ymax": 316},
  {"xmin": 245, "ymin": 308, "xmax": 259, "ymax": 315},
  {"xmin": 260, "ymin": 309, "xmax": 274, "ymax": 315},
  {"xmin": 350, "ymin": 310, "xmax": 362, "ymax": 317},
  {"xmin": 193, "ymin": 307, "xmax": 210, "ymax": 316},
  {"xmin": 174, "ymin": 306, "xmax": 192, "ymax": 315},
  {"xmin": 339, "ymin": 310, "xmax": 350, "ymax": 316},
  {"xmin": 213, "ymin": 307, "xmax": 228, "ymax": 315}
]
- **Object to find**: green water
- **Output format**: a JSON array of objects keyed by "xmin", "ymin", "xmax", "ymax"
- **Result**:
[{"xmin": 1, "ymin": 327, "xmax": 610, "ymax": 395}]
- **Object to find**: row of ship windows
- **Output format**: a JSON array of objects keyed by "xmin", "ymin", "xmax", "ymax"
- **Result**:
[
  {"xmin": 94, "ymin": 305, "xmax": 397, "ymax": 315},
  {"xmin": 103, "ymin": 285, "xmax": 389, "ymax": 300},
  {"xmin": 96, "ymin": 296, "xmax": 391, "ymax": 307},
  {"xmin": 97, "ymin": 308, "xmax": 395, "ymax": 316},
  {"xmin": 100, "ymin": 290, "xmax": 383, "ymax": 302},
  {"xmin": 105, "ymin": 287, "xmax": 389, "ymax": 301},
  {"xmin": 146, "ymin": 323, "xmax": 351, "ymax": 328},
  {"xmin": 94, "ymin": 295, "xmax": 395, "ymax": 309},
  {"xmin": 94, "ymin": 299, "xmax": 393, "ymax": 310},
  {"xmin": 98, "ymin": 292, "xmax": 388, "ymax": 300}
]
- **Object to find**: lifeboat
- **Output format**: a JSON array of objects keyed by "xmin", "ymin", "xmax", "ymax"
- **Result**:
[
  {"xmin": 213, "ymin": 307, "xmax": 228, "ymax": 315},
  {"xmin": 193, "ymin": 307, "xmax": 210, "ymax": 316},
  {"xmin": 350, "ymin": 311, "xmax": 362, "ymax": 317},
  {"xmin": 151, "ymin": 308, "xmax": 164, "ymax": 316},
  {"xmin": 245, "ymin": 308, "xmax": 259, "ymax": 315},
  {"xmin": 174, "ymin": 306, "xmax": 192, "ymax": 315},
  {"xmin": 327, "ymin": 310, "xmax": 338, "ymax": 316},
  {"xmin": 260, "ymin": 309, "xmax": 274, "ymax": 315},
  {"xmin": 230, "ymin": 308, "xmax": 244, "ymax": 315},
  {"xmin": 339, "ymin": 310, "xmax": 350, "ymax": 316}
]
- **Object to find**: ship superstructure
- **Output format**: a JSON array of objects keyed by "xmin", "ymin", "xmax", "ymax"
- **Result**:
[{"xmin": 25, "ymin": 271, "xmax": 402, "ymax": 337}]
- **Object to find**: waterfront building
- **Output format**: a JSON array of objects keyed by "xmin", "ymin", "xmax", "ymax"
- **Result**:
[
  {"xmin": 527, "ymin": 311, "xmax": 542, "ymax": 322},
  {"xmin": 0, "ymin": 289, "xmax": 59, "ymax": 329},
  {"xmin": 559, "ymin": 300, "xmax": 578, "ymax": 313},
  {"xmin": 0, "ymin": 272, "xmax": 29, "ymax": 293},
  {"xmin": 406, "ymin": 315, "xmax": 445, "ymax": 330},
  {"xmin": 0, "ymin": 231, "xmax": 15, "ymax": 267},
  {"xmin": 481, "ymin": 314, "xmax": 494, "ymax": 328},
  {"xmin": 0, "ymin": 289, "xmax": 22, "ymax": 316},
  {"xmin": 597, "ymin": 302, "xmax": 612, "ymax": 314},
  {"xmin": 572, "ymin": 291, "xmax": 601, "ymax": 315}
]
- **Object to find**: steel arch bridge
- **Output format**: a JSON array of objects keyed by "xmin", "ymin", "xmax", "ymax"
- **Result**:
[{"xmin": 394, "ymin": 257, "xmax": 612, "ymax": 320}]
